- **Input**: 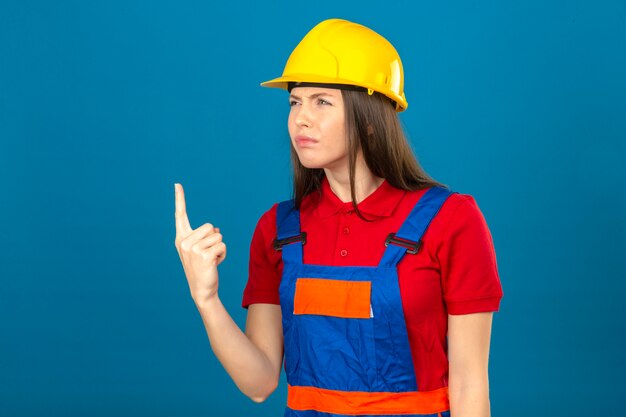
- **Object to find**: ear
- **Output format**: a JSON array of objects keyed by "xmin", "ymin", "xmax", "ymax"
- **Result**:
[{"xmin": 366, "ymin": 124, "xmax": 374, "ymax": 136}]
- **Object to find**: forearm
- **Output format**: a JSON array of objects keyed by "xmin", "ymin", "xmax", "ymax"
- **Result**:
[
  {"xmin": 449, "ymin": 375, "xmax": 491, "ymax": 417},
  {"xmin": 196, "ymin": 296, "xmax": 279, "ymax": 402}
]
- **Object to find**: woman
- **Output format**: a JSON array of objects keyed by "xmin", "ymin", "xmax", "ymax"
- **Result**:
[{"xmin": 174, "ymin": 19, "xmax": 503, "ymax": 417}]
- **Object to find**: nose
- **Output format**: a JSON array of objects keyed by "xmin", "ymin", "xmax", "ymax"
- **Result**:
[{"xmin": 294, "ymin": 101, "xmax": 313, "ymax": 128}]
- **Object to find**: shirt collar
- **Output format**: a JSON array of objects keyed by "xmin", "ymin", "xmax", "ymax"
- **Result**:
[{"xmin": 316, "ymin": 175, "xmax": 406, "ymax": 219}]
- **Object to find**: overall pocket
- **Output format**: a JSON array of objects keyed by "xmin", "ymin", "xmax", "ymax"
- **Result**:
[
  {"xmin": 292, "ymin": 277, "xmax": 377, "ymax": 390},
  {"xmin": 293, "ymin": 277, "xmax": 372, "ymax": 318}
]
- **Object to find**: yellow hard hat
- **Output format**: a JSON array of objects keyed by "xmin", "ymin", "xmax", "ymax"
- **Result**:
[{"xmin": 260, "ymin": 18, "xmax": 408, "ymax": 112}]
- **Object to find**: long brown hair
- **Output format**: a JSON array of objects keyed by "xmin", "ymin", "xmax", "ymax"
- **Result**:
[{"xmin": 291, "ymin": 88, "xmax": 446, "ymax": 220}]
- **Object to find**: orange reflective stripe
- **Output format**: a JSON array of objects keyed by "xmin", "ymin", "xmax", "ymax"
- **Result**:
[
  {"xmin": 287, "ymin": 384, "xmax": 450, "ymax": 415},
  {"xmin": 293, "ymin": 278, "xmax": 371, "ymax": 319}
]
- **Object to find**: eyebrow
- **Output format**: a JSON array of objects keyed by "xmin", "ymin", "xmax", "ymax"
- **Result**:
[{"xmin": 289, "ymin": 92, "xmax": 336, "ymax": 100}]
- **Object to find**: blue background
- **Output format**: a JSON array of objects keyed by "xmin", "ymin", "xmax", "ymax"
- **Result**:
[{"xmin": 1, "ymin": 0, "xmax": 625, "ymax": 415}]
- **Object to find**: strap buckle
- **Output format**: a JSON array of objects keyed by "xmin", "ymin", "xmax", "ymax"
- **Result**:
[
  {"xmin": 385, "ymin": 233, "xmax": 420, "ymax": 255},
  {"xmin": 273, "ymin": 232, "xmax": 307, "ymax": 251}
]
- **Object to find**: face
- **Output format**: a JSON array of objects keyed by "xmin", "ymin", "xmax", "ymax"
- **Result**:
[{"xmin": 288, "ymin": 86, "xmax": 347, "ymax": 170}]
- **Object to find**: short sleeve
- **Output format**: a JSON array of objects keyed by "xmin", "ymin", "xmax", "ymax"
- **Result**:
[
  {"xmin": 438, "ymin": 195, "xmax": 504, "ymax": 315},
  {"xmin": 241, "ymin": 204, "xmax": 282, "ymax": 308}
]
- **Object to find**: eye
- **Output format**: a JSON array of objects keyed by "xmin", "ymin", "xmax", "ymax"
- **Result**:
[
  {"xmin": 317, "ymin": 98, "xmax": 331, "ymax": 105},
  {"xmin": 289, "ymin": 100, "xmax": 300, "ymax": 107}
]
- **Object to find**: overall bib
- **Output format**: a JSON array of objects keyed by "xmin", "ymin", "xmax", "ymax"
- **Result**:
[{"xmin": 276, "ymin": 186, "xmax": 455, "ymax": 417}]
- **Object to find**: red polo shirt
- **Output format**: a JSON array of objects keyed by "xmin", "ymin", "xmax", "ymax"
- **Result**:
[{"xmin": 242, "ymin": 176, "xmax": 503, "ymax": 391}]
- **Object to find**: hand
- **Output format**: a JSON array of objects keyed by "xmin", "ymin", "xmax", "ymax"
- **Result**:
[{"xmin": 174, "ymin": 183, "xmax": 226, "ymax": 305}]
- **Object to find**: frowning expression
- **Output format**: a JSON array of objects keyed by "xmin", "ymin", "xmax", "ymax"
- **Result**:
[{"xmin": 288, "ymin": 86, "xmax": 348, "ymax": 170}]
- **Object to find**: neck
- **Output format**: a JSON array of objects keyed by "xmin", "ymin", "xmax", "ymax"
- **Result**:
[{"xmin": 324, "ymin": 153, "xmax": 384, "ymax": 204}]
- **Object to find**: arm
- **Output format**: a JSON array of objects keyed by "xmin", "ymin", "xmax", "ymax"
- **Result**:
[
  {"xmin": 196, "ymin": 299, "xmax": 283, "ymax": 403},
  {"xmin": 174, "ymin": 183, "xmax": 283, "ymax": 402},
  {"xmin": 447, "ymin": 312, "xmax": 494, "ymax": 417}
]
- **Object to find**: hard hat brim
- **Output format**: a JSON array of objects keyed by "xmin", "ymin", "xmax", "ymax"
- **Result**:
[
  {"xmin": 261, "ymin": 74, "xmax": 364, "ymax": 89},
  {"xmin": 260, "ymin": 74, "xmax": 407, "ymax": 112}
]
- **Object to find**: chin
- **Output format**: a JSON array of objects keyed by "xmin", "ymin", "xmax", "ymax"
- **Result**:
[
  {"xmin": 294, "ymin": 152, "xmax": 321, "ymax": 169},
  {"xmin": 297, "ymin": 154, "xmax": 345, "ymax": 171},
  {"xmin": 298, "ymin": 159, "xmax": 326, "ymax": 169}
]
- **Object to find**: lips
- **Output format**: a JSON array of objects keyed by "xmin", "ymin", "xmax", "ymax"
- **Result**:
[{"xmin": 295, "ymin": 135, "xmax": 318, "ymax": 147}]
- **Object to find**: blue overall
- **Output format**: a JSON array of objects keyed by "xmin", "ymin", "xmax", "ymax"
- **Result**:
[{"xmin": 276, "ymin": 186, "xmax": 456, "ymax": 417}]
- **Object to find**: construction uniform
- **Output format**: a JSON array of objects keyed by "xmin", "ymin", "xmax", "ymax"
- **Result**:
[{"xmin": 243, "ymin": 177, "xmax": 504, "ymax": 416}]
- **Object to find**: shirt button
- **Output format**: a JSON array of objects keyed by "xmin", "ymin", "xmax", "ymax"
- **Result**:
[
  {"xmin": 346, "ymin": 210, "xmax": 353, "ymax": 215},
  {"xmin": 343, "ymin": 227, "xmax": 350, "ymax": 235},
  {"xmin": 340, "ymin": 249, "xmax": 348, "ymax": 257}
]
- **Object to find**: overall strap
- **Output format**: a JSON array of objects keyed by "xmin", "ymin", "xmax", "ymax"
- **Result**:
[
  {"xmin": 379, "ymin": 186, "xmax": 456, "ymax": 268},
  {"xmin": 274, "ymin": 199, "xmax": 304, "ymax": 264}
]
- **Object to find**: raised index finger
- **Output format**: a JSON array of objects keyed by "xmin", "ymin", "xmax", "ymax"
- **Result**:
[{"xmin": 175, "ymin": 183, "xmax": 192, "ymax": 237}]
